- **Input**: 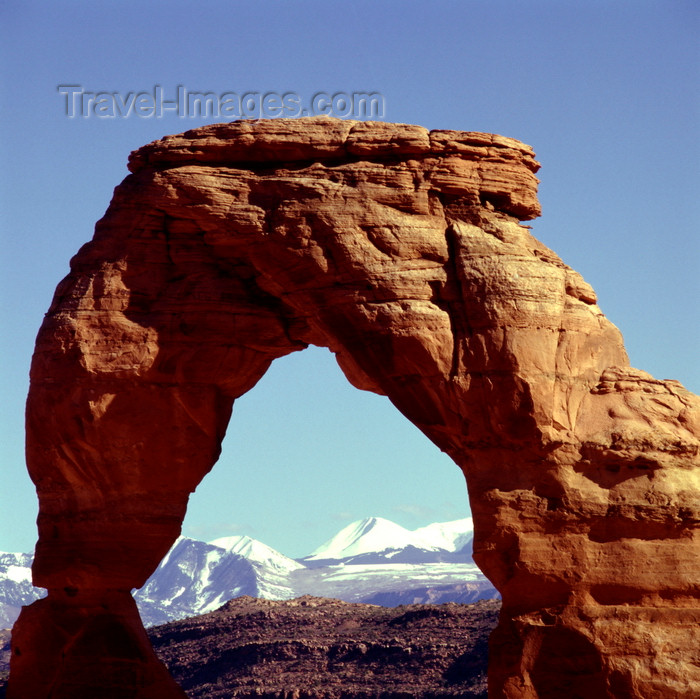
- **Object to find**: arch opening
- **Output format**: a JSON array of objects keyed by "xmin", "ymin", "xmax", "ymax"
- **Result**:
[
  {"xmin": 182, "ymin": 345, "xmax": 470, "ymax": 558},
  {"xmin": 132, "ymin": 345, "xmax": 492, "ymax": 641}
]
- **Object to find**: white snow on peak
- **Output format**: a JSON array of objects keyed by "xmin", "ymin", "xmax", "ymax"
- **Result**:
[
  {"xmin": 157, "ymin": 536, "xmax": 192, "ymax": 570},
  {"xmin": 209, "ymin": 534, "xmax": 304, "ymax": 572},
  {"xmin": 305, "ymin": 516, "xmax": 474, "ymax": 560},
  {"xmin": 5, "ymin": 564, "xmax": 32, "ymax": 584},
  {"xmin": 209, "ymin": 534, "xmax": 254, "ymax": 553},
  {"xmin": 413, "ymin": 518, "xmax": 474, "ymax": 552},
  {"xmin": 306, "ymin": 517, "xmax": 415, "ymax": 560}
]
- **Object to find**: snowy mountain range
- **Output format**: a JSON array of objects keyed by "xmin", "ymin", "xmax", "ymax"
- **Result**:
[
  {"xmin": 303, "ymin": 516, "xmax": 474, "ymax": 565},
  {"xmin": 0, "ymin": 517, "xmax": 497, "ymax": 628}
]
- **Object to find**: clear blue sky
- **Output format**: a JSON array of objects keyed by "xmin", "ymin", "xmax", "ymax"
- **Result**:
[{"xmin": 1, "ymin": 1, "xmax": 698, "ymax": 559}]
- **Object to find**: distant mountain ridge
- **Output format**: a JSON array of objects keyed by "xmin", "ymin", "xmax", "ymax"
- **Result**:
[
  {"xmin": 0, "ymin": 517, "xmax": 497, "ymax": 628},
  {"xmin": 303, "ymin": 516, "xmax": 474, "ymax": 564}
]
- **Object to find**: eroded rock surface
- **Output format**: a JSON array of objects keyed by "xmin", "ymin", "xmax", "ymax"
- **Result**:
[{"xmin": 9, "ymin": 118, "xmax": 700, "ymax": 698}]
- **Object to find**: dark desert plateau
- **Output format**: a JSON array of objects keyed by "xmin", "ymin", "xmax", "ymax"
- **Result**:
[{"xmin": 0, "ymin": 596, "xmax": 501, "ymax": 698}]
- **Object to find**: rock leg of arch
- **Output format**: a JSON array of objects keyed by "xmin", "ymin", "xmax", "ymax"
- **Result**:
[{"xmin": 9, "ymin": 118, "xmax": 700, "ymax": 698}]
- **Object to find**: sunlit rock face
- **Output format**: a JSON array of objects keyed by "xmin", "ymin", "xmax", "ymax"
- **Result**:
[{"xmin": 10, "ymin": 118, "xmax": 699, "ymax": 698}]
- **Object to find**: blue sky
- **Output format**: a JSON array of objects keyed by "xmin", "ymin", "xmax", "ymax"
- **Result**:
[{"xmin": 1, "ymin": 1, "xmax": 697, "ymax": 559}]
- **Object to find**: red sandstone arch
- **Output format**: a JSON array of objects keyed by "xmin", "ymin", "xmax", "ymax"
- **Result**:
[{"xmin": 9, "ymin": 119, "xmax": 700, "ymax": 698}]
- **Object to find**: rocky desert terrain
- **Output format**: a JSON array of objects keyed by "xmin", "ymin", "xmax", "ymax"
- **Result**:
[
  {"xmin": 148, "ymin": 595, "xmax": 499, "ymax": 698},
  {"xmin": 1, "ymin": 597, "xmax": 498, "ymax": 698}
]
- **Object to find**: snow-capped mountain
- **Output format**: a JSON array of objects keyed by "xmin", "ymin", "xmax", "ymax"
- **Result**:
[
  {"xmin": 135, "ymin": 536, "xmax": 304, "ymax": 626},
  {"xmin": 412, "ymin": 518, "xmax": 474, "ymax": 553},
  {"xmin": 208, "ymin": 534, "xmax": 304, "ymax": 576},
  {"xmin": 137, "ymin": 517, "xmax": 491, "ymax": 623},
  {"xmin": 306, "ymin": 517, "xmax": 430, "ymax": 560},
  {"xmin": 1, "ymin": 517, "xmax": 496, "ymax": 629},
  {"xmin": 302, "ymin": 516, "xmax": 474, "ymax": 565}
]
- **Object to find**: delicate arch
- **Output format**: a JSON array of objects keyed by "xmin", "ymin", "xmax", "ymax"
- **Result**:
[{"xmin": 10, "ymin": 119, "xmax": 699, "ymax": 698}]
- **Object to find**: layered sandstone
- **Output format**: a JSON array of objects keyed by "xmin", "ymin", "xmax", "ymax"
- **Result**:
[{"xmin": 9, "ymin": 118, "xmax": 700, "ymax": 698}]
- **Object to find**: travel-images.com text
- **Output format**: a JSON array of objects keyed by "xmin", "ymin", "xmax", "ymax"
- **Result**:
[{"xmin": 58, "ymin": 85, "xmax": 386, "ymax": 120}]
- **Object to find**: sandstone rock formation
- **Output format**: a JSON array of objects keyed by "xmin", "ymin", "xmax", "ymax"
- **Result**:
[{"xmin": 9, "ymin": 118, "xmax": 700, "ymax": 698}]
